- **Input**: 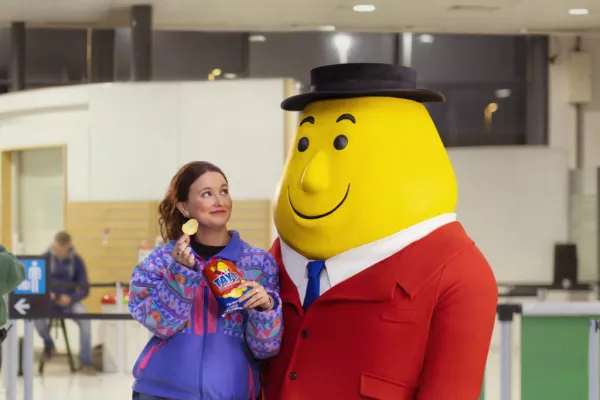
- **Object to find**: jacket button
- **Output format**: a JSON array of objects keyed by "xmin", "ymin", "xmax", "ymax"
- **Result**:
[
  {"xmin": 300, "ymin": 330, "xmax": 308, "ymax": 339},
  {"xmin": 289, "ymin": 372, "xmax": 298, "ymax": 380}
]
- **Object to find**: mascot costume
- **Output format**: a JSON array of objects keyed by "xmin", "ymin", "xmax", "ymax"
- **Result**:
[{"xmin": 263, "ymin": 63, "xmax": 498, "ymax": 400}]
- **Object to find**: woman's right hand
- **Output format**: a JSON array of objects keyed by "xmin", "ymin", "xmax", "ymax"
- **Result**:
[{"xmin": 172, "ymin": 234, "xmax": 196, "ymax": 269}]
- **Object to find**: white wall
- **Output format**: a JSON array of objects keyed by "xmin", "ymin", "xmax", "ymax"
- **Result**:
[
  {"xmin": 18, "ymin": 147, "xmax": 64, "ymax": 254},
  {"xmin": 0, "ymin": 79, "xmax": 288, "ymax": 204},
  {"xmin": 549, "ymin": 35, "xmax": 600, "ymax": 169},
  {"xmin": 549, "ymin": 35, "xmax": 600, "ymax": 281},
  {"xmin": 450, "ymin": 147, "xmax": 569, "ymax": 283}
]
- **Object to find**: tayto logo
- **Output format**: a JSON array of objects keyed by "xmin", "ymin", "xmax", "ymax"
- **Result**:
[{"xmin": 212, "ymin": 272, "xmax": 241, "ymax": 292}]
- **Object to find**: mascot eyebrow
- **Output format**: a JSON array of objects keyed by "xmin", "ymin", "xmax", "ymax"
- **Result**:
[
  {"xmin": 336, "ymin": 114, "xmax": 356, "ymax": 124},
  {"xmin": 299, "ymin": 116, "xmax": 315, "ymax": 126}
]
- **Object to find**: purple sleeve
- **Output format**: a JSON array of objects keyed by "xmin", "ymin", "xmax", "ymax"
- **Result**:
[
  {"xmin": 245, "ymin": 252, "xmax": 283, "ymax": 359},
  {"xmin": 128, "ymin": 244, "xmax": 203, "ymax": 339}
]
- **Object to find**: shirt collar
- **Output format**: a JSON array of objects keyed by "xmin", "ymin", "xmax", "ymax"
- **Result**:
[
  {"xmin": 281, "ymin": 213, "xmax": 457, "ymax": 288},
  {"xmin": 188, "ymin": 230, "xmax": 244, "ymax": 263}
]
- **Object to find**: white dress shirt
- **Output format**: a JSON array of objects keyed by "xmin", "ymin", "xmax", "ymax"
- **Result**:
[{"xmin": 280, "ymin": 213, "xmax": 457, "ymax": 305}]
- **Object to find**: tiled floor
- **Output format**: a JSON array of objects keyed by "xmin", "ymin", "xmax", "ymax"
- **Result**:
[
  {"xmin": 15, "ymin": 372, "xmax": 133, "ymax": 400},
  {"xmin": 11, "ymin": 358, "xmax": 133, "ymax": 400},
  {"xmin": 8, "ymin": 348, "xmax": 512, "ymax": 400}
]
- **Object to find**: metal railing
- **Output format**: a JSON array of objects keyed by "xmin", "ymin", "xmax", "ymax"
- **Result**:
[{"xmin": 3, "ymin": 280, "xmax": 133, "ymax": 400}]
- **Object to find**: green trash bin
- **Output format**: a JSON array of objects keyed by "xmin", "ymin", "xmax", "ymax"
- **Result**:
[
  {"xmin": 478, "ymin": 376, "xmax": 485, "ymax": 400},
  {"xmin": 520, "ymin": 302, "xmax": 600, "ymax": 400}
]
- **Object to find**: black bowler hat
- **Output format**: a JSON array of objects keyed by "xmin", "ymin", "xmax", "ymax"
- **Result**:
[{"xmin": 281, "ymin": 63, "xmax": 444, "ymax": 111}]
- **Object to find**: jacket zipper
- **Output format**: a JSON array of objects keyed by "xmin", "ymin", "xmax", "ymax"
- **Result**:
[
  {"xmin": 197, "ymin": 285, "xmax": 209, "ymax": 399},
  {"xmin": 248, "ymin": 362, "xmax": 256, "ymax": 400},
  {"xmin": 136, "ymin": 340, "xmax": 166, "ymax": 376},
  {"xmin": 193, "ymin": 256, "xmax": 207, "ymax": 400}
]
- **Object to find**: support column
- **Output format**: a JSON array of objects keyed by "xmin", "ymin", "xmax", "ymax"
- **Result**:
[
  {"xmin": 525, "ymin": 35, "xmax": 549, "ymax": 145},
  {"xmin": 9, "ymin": 22, "xmax": 25, "ymax": 92},
  {"xmin": 130, "ymin": 4, "xmax": 153, "ymax": 81},
  {"xmin": 240, "ymin": 33, "xmax": 250, "ymax": 77},
  {"xmin": 88, "ymin": 29, "xmax": 115, "ymax": 83},
  {"xmin": 393, "ymin": 33, "xmax": 401, "ymax": 65}
]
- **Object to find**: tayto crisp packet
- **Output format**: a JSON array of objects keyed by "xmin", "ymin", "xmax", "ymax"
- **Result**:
[{"xmin": 202, "ymin": 258, "xmax": 250, "ymax": 316}]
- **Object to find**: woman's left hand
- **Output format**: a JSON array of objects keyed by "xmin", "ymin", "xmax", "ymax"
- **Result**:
[{"xmin": 238, "ymin": 280, "xmax": 273, "ymax": 311}]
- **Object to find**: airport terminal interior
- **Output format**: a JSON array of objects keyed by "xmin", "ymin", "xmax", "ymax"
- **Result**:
[{"xmin": 1, "ymin": 0, "xmax": 600, "ymax": 399}]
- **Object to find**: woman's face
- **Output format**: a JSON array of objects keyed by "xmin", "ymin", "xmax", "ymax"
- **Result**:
[{"xmin": 179, "ymin": 171, "xmax": 232, "ymax": 230}]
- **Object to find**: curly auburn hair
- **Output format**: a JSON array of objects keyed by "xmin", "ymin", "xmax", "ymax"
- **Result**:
[{"xmin": 158, "ymin": 161, "xmax": 228, "ymax": 242}]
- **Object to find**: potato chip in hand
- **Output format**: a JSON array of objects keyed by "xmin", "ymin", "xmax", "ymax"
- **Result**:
[{"xmin": 182, "ymin": 219, "xmax": 199, "ymax": 235}]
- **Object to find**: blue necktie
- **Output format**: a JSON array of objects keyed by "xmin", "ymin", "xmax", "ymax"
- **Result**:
[{"xmin": 303, "ymin": 260, "xmax": 325, "ymax": 311}]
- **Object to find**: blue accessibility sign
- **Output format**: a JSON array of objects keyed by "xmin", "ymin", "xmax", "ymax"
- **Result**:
[{"xmin": 14, "ymin": 258, "xmax": 46, "ymax": 295}]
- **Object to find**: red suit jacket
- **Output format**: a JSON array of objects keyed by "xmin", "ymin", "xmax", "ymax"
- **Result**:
[{"xmin": 262, "ymin": 222, "xmax": 498, "ymax": 400}]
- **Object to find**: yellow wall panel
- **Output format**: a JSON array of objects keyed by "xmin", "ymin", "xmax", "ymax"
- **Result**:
[
  {"xmin": 66, "ymin": 200, "xmax": 271, "ymax": 312},
  {"xmin": 66, "ymin": 201, "xmax": 157, "ymax": 312}
]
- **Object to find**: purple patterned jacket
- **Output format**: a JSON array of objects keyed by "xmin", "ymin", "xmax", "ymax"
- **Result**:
[{"xmin": 128, "ymin": 231, "xmax": 282, "ymax": 400}]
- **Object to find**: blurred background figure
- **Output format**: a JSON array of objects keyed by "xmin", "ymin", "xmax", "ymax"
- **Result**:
[
  {"xmin": 33, "ymin": 231, "xmax": 96, "ymax": 375},
  {"xmin": 0, "ymin": 244, "xmax": 26, "ymax": 371}
]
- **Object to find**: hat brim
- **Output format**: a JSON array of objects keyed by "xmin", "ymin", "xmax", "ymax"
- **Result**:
[{"xmin": 281, "ymin": 88, "xmax": 445, "ymax": 111}]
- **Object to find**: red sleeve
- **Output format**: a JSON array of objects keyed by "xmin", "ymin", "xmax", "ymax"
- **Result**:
[{"xmin": 416, "ymin": 244, "xmax": 498, "ymax": 400}]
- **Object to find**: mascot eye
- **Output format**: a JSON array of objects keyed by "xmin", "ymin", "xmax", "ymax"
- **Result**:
[
  {"xmin": 334, "ymin": 135, "xmax": 348, "ymax": 150},
  {"xmin": 298, "ymin": 137, "xmax": 309, "ymax": 152}
]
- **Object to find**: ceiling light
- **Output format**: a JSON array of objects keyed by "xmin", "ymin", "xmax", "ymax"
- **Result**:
[
  {"xmin": 319, "ymin": 25, "xmax": 336, "ymax": 31},
  {"xmin": 418, "ymin": 34, "xmax": 434, "ymax": 44},
  {"xmin": 333, "ymin": 34, "xmax": 352, "ymax": 52},
  {"xmin": 249, "ymin": 34, "xmax": 266, "ymax": 42},
  {"xmin": 568, "ymin": 8, "xmax": 589, "ymax": 15},
  {"xmin": 333, "ymin": 34, "xmax": 352, "ymax": 64},
  {"xmin": 353, "ymin": 4, "xmax": 376, "ymax": 12},
  {"xmin": 224, "ymin": 73, "xmax": 237, "ymax": 79},
  {"xmin": 495, "ymin": 89, "xmax": 511, "ymax": 98}
]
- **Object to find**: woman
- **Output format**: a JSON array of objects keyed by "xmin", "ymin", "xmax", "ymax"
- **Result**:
[{"xmin": 129, "ymin": 161, "xmax": 282, "ymax": 400}]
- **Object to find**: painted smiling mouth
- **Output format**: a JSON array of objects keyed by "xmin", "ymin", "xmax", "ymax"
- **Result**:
[{"xmin": 288, "ymin": 184, "xmax": 351, "ymax": 220}]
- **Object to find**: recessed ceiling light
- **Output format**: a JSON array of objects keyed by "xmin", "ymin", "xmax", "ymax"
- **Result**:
[
  {"xmin": 495, "ymin": 89, "xmax": 512, "ymax": 98},
  {"xmin": 333, "ymin": 34, "xmax": 352, "ymax": 51},
  {"xmin": 353, "ymin": 4, "xmax": 376, "ymax": 12},
  {"xmin": 249, "ymin": 34, "xmax": 266, "ymax": 42},
  {"xmin": 319, "ymin": 25, "xmax": 336, "ymax": 31},
  {"xmin": 568, "ymin": 8, "xmax": 589, "ymax": 15},
  {"xmin": 418, "ymin": 34, "xmax": 434, "ymax": 44}
]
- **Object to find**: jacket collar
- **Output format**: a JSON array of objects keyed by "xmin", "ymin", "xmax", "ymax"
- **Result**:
[
  {"xmin": 48, "ymin": 245, "xmax": 76, "ymax": 261},
  {"xmin": 281, "ymin": 213, "xmax": 457, "ymax": 292},
  {"xmin": 272, "ymin": 222, "xmax": 473, "ymax": 314},
  {"xmin": 202, "ymin": 230, "xmax": 244, "ymax": 263}
]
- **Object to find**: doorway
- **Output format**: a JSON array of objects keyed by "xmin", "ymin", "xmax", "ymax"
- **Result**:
[{"xmin": 0, "ymin": 146, "xmax": 66, "ymax": 254}]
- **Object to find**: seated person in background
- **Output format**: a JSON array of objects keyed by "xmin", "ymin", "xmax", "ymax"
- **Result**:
[
  {"xmin": 129, "ymin": 161, "xmax": 282, "ymax": 400},
  {"xmin": 34, "ymin": 231, "xmax": 97, "ymax": 375}
]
